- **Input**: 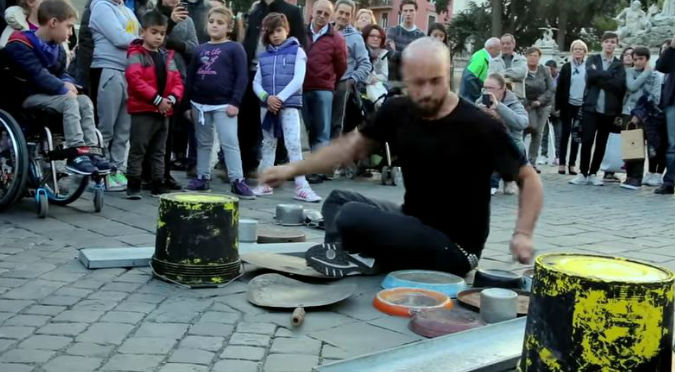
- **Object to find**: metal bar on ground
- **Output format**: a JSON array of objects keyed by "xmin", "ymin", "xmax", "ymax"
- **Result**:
[{"xmin": 315, "ymin": 317, "xmax": 526, "ymax": 372}]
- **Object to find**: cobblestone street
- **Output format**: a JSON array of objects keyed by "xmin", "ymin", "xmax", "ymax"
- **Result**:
[{"xmin": 0, "ymin": 167, "xmax": 673, "ymax": 372}]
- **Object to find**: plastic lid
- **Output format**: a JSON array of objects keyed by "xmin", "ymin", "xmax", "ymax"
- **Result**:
[
  {"xmin": 539, "ymin": 254, "xmax": 672, "ymax": 282},
  {"xmin": 373, "ymin": 287, "xmax": 453, "ymax": 317}
]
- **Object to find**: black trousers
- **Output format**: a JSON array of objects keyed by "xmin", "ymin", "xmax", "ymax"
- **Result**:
[
  {"xmin": 559, "ymin": 104, "xmax": 581, "ymax": 167},
  {"xmin": 321, "ymin": 190, "xmax": 478, "ymax": 276},
  {"xmin": 127, "ymin": 114, "xmax": 168, "ymax": 181},
  {"xmin": 238, "ymin": 72, "xmax": 262, "ymax": 175},
  {"xmin": 580, "ymin": 111, "xmax": 615, "ymax": 176}
]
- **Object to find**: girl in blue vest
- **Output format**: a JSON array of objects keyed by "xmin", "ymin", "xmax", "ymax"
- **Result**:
[{"xmin": 251, "ymin": 12, "xmax": 321, "ymax": 202}]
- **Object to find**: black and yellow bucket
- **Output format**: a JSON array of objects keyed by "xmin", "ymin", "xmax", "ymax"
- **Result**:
[
  {"xmin": 519, "ymin": 253, "xmax": 674, "ymax": 372},
  {"xmin": 152, "ymin": 193, "xmax": 241, "ymax": 287}
]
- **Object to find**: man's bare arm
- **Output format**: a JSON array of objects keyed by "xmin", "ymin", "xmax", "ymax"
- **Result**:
[{"xmin": 510, "ymin": 164, "xmax": 543, "ymax": 263}]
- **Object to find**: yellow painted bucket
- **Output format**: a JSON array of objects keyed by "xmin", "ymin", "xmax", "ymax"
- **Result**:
[
  {"xmin": 519, "ymin": 253, "xmax": 674, "ymax": 372},
  {"xmin": 152, "ymin": 193, "xmax": 240, "ymax": 287}
]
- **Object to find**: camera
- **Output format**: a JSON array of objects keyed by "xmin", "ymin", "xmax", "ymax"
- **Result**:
[{"xmin": 482, "ymin": 93, "xmax": 492, "ymax": 108}]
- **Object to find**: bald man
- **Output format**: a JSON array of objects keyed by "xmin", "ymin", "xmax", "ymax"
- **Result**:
[
  {"xmin": 459, "ymin": 37, "xmax": 502, "ymax": 103},
  {"xmin": 261, "ymin": 38, "xmax": 542, "ymax": 278}
]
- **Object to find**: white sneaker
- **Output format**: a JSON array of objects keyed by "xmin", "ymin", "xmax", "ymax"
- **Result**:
[
  {"xmin": 569, "ymin": 174, "xmax": 588, "ymax": 185},
  {"xmin": 504, "ymin": 181, "xmax": 518, "ymax": 195},
  {"xmin": 644, "ymin": 173, "xmax": 663, "ymax": 187},
  {"xmin": 490, "ymin": 187, "xmax": 498, "ymax": 195},
  {"xmin": 252, "ymin": 184, "xmax": 273, "ymax": 196},
  {"xmin": 294, "ymin": 184, "xmax": 321, "ymax": 202},
  {"xmin": 588, "ymin": 174, "xmax": 604, "ymax": 186},
  {"xmin": 536, "ymin": 156, "xmax": 548, "ymax": 165}
]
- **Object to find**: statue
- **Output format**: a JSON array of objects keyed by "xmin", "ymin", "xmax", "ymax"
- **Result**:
[
  {"xmin": 614, "ymin": 1, "xmax": 651, "ymax": 39},
  {"xmin": 534, "ymin": 27, "xmax": 558, "ymax": 49},
  {"xmin": 662, "ymin": 0, "xmax": 675, "ymax": 17}
]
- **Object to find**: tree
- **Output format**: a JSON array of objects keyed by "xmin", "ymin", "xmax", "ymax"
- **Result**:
[{"xmin": 446, "ymin": 2, "xmax": 492, "ymax": 55}]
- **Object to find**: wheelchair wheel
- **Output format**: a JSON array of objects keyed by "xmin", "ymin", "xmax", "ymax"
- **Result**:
[
  {"xmin": 42, "ymin": 160, "xmax": 89, "ymax": 206},
  {"xmin": 93, "ymin": 187, "xmax": 103, "ymax": 212},
  {"xmin": 0, "ymin": 109, "xmax": 29, "ymax": 210},
  {"xmin": 36, "ymin": 189, "xmax": 48, "ymax": 218}
]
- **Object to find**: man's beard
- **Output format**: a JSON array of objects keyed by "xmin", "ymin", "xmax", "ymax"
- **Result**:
[{"xmin": 413, "ymin": 96, "xmax": 444, "ymax": 117}]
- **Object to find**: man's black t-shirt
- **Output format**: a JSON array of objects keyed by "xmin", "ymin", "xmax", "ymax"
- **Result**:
[{"xmin": 360, "ymin": 97, "xmax": 527, "ymax": 255}]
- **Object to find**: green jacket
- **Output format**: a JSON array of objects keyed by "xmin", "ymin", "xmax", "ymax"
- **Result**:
[{"xmin": 460, "ymin": 48, "xmax": 490, "ymax": 102}]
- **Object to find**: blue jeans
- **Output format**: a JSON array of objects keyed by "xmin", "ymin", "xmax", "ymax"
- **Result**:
[
  {"xmin": 664, "ymin": 105, "xmax": 675, "ymax": 187},
  {"xmin": 302, "ymin": 90, "xmax": 333, "ymax": 151}
]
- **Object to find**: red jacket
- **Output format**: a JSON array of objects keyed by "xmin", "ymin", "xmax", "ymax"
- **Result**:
[
  {"xmin": 125, "ymin": 39, "xmax": 184, "ymax": 115},
  {"xmin": 303, "ymin": 24, "xmax": 347, "ymax": 92}
]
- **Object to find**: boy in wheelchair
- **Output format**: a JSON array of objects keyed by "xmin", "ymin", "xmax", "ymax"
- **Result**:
[{"xmin": 4, "ymin": 0, "xmax": 110, "ymax": 175}]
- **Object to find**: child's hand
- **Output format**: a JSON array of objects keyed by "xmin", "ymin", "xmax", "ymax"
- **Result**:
[
  {"xmin": 267, "ymin": 95, "xmax": 282, "ymax": 113},
  {"xmin": 158, "ymin": 98, "xmax": 173, "ymax": 115},
  {"xmin": 226, "ymin": 105, "xmax": 239, "ymax": 117}
]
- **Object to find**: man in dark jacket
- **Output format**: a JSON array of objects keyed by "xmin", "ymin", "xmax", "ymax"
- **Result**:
[
  {"xmin": 569, "ymin": 32, "xmax": 626, "ymax": 186},
  {"xmin": 238, "ymin": 0, "xmax": 307, "ymax": 176},
  {"xmin": 655, "ymin": 35, "xmax": 675, "ymax": 194},
  {"xmin": 302, "ymin": 0, "xmax": 346, "ymax": 158}
]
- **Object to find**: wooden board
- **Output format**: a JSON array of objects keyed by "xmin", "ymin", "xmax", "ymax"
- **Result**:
[
  {"xmin": 456, "ymin": 288, "xmax": 530, "ymax": 316},
  {"xmin": 257, "ymin": 226, "xmax": 306, "ymax": 243},
  {"xmin": 78, "ymin": 247, "xmax": 154, "ymax": 269},
  {"xmin": 241, "ymin": 252, "xmax": 328, "ymax": 278},
  {"xmin": 247, "ymin": 273, "xmax": 356, "ymax": 308}
]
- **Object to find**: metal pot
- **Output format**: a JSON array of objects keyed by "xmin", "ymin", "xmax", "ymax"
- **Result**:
[
  {"xmin": 275, "ymin": 204, "xmax": 304, "ymax": 226},
  {"xmin": 473, "ymin": 269, "xmax": 523, "ymax": 289},
  {"xmin": 238, "ymin": 218, "xmax": 258, "ymax": 243}
]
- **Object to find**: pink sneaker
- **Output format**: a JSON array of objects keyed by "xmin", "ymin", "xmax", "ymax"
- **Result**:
[
  {"xmin": 252, "ymin": 184, "xmax": 273, "ymax": 196},
  {"xmin": 294, "ymin": 184, "xmax": 321, "ymax": 203}
]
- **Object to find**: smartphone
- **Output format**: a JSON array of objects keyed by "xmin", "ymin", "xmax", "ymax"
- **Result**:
[
  {"xmin": 482, "ymin": 93, "xmax": 491, "ymax": 108},
  {"xmin": 179, "ymin": 1, "xmax": 188, "ymax": 9}
]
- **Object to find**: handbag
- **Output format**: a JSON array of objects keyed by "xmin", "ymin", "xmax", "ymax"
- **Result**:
[{"xmin": 621, "ymin": 122, "xmax": 645, "ymax": 160}]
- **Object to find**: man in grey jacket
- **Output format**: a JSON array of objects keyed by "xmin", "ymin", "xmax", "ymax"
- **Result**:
[
  {"xmin": 331, "ymin": 0, "xmax": 372, "ymax": 139},
  {"xmin": 488, "ymin": 33, "xmax": 527, "ymax": 101},
  {"xmin": 90, "ymin": 0, "xmax": 141, "ymax": 191}
]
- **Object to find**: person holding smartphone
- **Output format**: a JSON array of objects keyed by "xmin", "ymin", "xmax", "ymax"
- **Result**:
[{"xmin": 476, "ymin": 73, "xmax": 529, "ymax": 195}]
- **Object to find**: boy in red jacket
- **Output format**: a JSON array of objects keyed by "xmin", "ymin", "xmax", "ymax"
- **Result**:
[{"xmin": 125, "ymin": 10, "xmax": 183, "ymax": 199}]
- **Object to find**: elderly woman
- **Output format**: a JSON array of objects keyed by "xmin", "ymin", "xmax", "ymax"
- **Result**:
[
  {"xmin": 523, "ymin": 46, "xmax": 554, "ymax": 172},
  {"xmin": 362, "ymin": 24, "xmax": 389, "ymax": 105},
  {"xmin": 555, "ymin": 39, "xmax": 588, "ymax": 175},
  {"xmin": 477, "ymin": 73, "xmax": 529, "ymax": 195},
  {"xmin": 355, "ymin": 8, "xmax": 376, "ymax": 31}
]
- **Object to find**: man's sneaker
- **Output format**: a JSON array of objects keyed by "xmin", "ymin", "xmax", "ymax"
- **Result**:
[
  {"xmin": 66, "ymin": 156, "xmax": 96, "ymax": 175},
  {"xmin": 620, "ymin": 178, "xmax": 641, "ymax": 190},
  {"xmin": 294, "ymin": 184, "xmax": 321, "ymax": 202},
  {"xmin": 490, "ymin": 187, "xmax": 498, "ymax": 195},
  {"xmin": 654, "ymin": 185, "xmax": 674, "ymax": 194},
  {"xmin": 603, "ymin": 173, "xmax": 621, "ymax": 183},
  {"xmin": 536, "ymin": 156, "xmax": 548, "ymax": 165},
  {"xmin": 113, "ymin": 172, "xmax": 128, "ymax": 191},
  {"xmin": 186, "ymin": 177, "xmax": 210, "ymax": 191},
  {"xmin": 151, "ymin": 182, "xmax": 171, "ymax": 197},
  {"xmin": 569, "ymin": 174, "xmax": 588, "ymax": 185},
  {"xmin": 89, "ymin": 155, "xmax": 111, "ymax": 172},
  {"xmin": 588, "ymin": 174, "xmax": 604, "ymax": 186},
  {"xmin": 252, "ymin": 184, "xmax": 274, "ymax": 196},
  {"xmin": 163, "ymin": 176, "xmax": 182, "ymax": 191},
  {"xmin": 305, "ymin": 242, "xmax": 379, "ymax": 278},
  {"xmin": 105, "ymin": 173, "xmax": 123, "ymax": 191},
  {"xmin": 126, "ymin": 177, "xmax": 142, "ymax": 200},
  {"xmin": 231, "ymin": 179, "xmax": 255, "ymax": 200},
  {"xmin": 644, "ymin": 173, "xmax": 663, "ymax": 186},
  {"xmin": 504, "ymin": 181, "xmax": 518, "ymax": 195}
]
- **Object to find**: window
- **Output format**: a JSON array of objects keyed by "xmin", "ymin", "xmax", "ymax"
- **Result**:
[
  {"xmin": 381, "ymin": 12, "xmax": 389, "ymax": 28},
  {"xmin": 428, "ymin": 15, "xmax": 436, "ymax": 30}
]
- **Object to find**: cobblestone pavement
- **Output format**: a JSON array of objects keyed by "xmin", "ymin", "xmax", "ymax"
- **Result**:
[{"xmin": 0, "ymin": 167, "xmax": 673, "ymax": 372}]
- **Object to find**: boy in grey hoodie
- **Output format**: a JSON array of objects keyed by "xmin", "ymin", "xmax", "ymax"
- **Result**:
[
  {"xmin": 331, "ymin": 0, "xmax": 371, "ymax": 139},
  {"xmin": 89, "ymin": 0, "xmax": 140, "ymax": 191}
]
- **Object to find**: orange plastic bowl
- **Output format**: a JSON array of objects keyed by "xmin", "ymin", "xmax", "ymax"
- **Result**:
[{"xmin": 373, "ymin": 287, "xmax": 454, "ymax": 317}]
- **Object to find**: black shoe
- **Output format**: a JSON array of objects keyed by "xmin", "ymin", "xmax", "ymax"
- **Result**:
[
  {"xmin": 126, "ymin": 177, "xmax": 142, "ymax": 200},
  {"xmin": 654, "ymin": 185, "xmax": 674, "ymax": 194},
  {"xmin": 603, "ymin": 173, "xmax": 621, "ymax": 183},
  {"xmin": 305, "ymin": 243, "xmax": 379, "ymax": 278},
  {"xmin": 151, "ymin": 181, "xmax": 171, "ymax": 197},
  {"xmin": 163, "ymin": 176, "xmax": 182, "ymax": 191},
  {"xmin": 66, "ymin": 155, "xmax": 96, "ymax": 175},
  {"xmin": 307, "ymin": 174, "xmax": 324, "ymax": 184},
  {"xmin": 620, "ymin": 178, "xmax": 641, "ymax": 190}
]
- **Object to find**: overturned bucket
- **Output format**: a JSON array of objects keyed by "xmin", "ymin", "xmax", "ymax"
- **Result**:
[
  {"xmin": 519, "ymin": 253, "xmax": 674, "ymax": 372},
  {"xmin": 152, "ymin": 193, "xmax": 241, "ymax": 287}
]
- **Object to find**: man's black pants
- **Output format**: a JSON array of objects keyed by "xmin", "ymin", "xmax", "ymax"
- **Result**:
[{"xmin": 321, "ymin": 190, "xmax": 478, "ymax": 276}]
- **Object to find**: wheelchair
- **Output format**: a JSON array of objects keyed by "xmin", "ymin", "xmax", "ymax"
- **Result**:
[{"xmin": 0, "ymin": 58, "xmax": 106, "ymax": 218}]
